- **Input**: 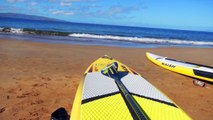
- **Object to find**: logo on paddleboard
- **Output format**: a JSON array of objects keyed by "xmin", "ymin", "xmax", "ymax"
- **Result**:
[{"xmin": 162, "ymin": 62, "xmax": 176, "ymax": 68}]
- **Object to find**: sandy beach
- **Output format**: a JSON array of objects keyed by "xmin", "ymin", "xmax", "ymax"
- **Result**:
[{"xmin": 0, "ymin": 39, "xmax": 213, "ymax": 120}]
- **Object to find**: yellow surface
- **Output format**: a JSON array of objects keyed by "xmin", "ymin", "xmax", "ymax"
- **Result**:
[
  {"xmin": 71, "ymin": 55, "xmax": 191, "ymax": 120},
  {"xmin": 134, "ymin": 96, "xmax": 191, "ymax": 120},
  {"xmin": 146, "ymin": 52, "xmax": 213, "ymax": 82},
  {"xmin": 70, "ymin": 77, "xmax": 84, "ymax": 120},
  {"xmin": 81, "ymin": 94, "xmax": 132, "ymax": 120}
]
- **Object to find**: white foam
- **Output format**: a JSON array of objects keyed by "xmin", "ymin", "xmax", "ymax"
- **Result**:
[
  {"xmin": 10, "ymin": 28, "xmax": 24, "ymax": 34},
  {"xmin": 69, "ymin": 33, "xmax": 213, "ymax": 45}
]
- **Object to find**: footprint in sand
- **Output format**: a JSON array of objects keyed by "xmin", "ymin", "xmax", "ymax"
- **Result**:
[
  {"xmin": 65, "ymin": 75, "xmax": 72, "ymax": 79},
  {"xmin": 0, "ymin": 107, "xmax": 6, "ymax": 113},
  {"xmin": 30, "ymin": 99, "xmax": 44, "ymax": 105},
  {"xmin": 8, "ymin": 88, "xmax": 16, "ymax": 94},
  {"xmin": 41, "ymin": 76, "xmax": 51, "ymax": 81},
  {"xmin": 17, "ymin": 91, "xmax": 40, "ymax": 98},
  {"xmin": 13, "ymin": 77, "xmax": 21, "ymax": 80},
  {"xmin": 32, "ymin": 83, "xmax": 48, "ymax": 88}
]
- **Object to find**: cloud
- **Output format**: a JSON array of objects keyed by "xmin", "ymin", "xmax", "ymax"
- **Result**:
[
  {"xmin": 103, "ymin": 6, "xmax": 124, "ymax": 16},
  {"xmin": 50, "ymin": 10, "xmax": 74, "ymax": 15},
  {"xmin": 62, "ymin": 0, "xmax": 96, "ymax": 2},
  {"xmin": 60, "ymin": 1, "xmax": 72, "ymax": 6},
  {"xmin": 81, "ymin": 6, "xmax": 140, "ymax": 18},
  {"xmin": 69, "ymin": 4, "xmax": 101, "ymax": 12},
  {"xmin": 62, "ymin": 0, "xmax": 81, "ymax": 2},
  {"xmin": 60, "ymin": 0, "xmax": 96, "ymax": 7},
  {"xmin": 0, "ymin": 5, "xmax": 21, "ymax": 11},
  {"xmin": 7, "ymin": 0, "xmax": 25, "ymax": 3},
  {"xmin": 31, "ymin": 2, "xmax": 38, "ymax": 6},
  {"xmin": 107, "ymin": 6, "xmax": 140, "ymax": 15}
]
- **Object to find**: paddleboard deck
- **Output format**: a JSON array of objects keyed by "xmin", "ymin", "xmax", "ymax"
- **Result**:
[
  {"xmin": 70, "ymin": 55, "xmax": 191, "ymax": 120},
  {"xmin": 146, "ymin": 52, "xmax": 213, "ymax": 82}
]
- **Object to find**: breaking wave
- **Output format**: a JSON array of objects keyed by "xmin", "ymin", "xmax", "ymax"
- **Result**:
[{"xmin": 69, "ymin": 33, "xmax": 213, "ymax": 45}]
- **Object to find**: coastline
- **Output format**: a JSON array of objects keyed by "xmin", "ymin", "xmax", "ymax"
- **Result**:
[
  {"xmin": 0, "ymin": 38, "xmax": 213, "ymax": 120},
  {"xmin": 1, "ymin": 31, "xmax": 213, "ymax": 48}
]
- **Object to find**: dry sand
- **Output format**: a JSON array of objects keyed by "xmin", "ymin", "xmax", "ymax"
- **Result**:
[{"xmin": 0, "ymin": 39, "xmax": 213, "ymax": 120}]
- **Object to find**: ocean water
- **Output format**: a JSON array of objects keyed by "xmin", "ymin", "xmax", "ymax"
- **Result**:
[{"xmin": 0, "ymin": 17, "xmax": 213, "ymax": 48}]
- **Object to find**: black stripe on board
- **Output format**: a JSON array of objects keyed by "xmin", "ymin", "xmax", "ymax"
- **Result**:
[
  {"xmin": 193, "ymin": 69, "xmax": 213, "ymax": 79},
  {"xmin": 131, "ymin": 93, "xmax": 177, "ymax": 108},
  {"xmin": 81, "ymin": 91, "xmax": 120, "ymax": 104},
  {"xmin": 165, "ymin": 58, "xmax": 213, "ymax": 69}
]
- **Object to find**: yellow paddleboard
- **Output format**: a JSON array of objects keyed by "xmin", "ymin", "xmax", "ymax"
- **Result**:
[
  {"xmin": 70, "ymin": 55, "xmax": 191, "ymax": 120},
  {"xmin": 146, "ymin": 52, "xmax": 213, "ymax": 82}
]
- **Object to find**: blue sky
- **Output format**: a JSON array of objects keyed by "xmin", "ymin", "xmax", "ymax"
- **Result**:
[{"xmin": 0, "ymin": 0, "xmax": 213, "ymax": 31}]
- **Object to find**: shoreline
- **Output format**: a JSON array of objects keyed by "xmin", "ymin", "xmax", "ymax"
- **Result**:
[
  {"xmin": 0, "ymin": 38, "xmax": 213, "ymax": 120},
  {"xmin": 1, "ymin": 32, "xmax": 213, "ymax": 48}
]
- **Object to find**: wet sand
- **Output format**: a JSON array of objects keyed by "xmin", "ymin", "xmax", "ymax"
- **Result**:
[{"xmin": 0, "ymin": 39, "xmax": 213, "ymax": 120}]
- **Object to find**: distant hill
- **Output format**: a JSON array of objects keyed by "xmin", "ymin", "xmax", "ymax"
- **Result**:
[{"xmin": 0, "ymin": 13, "xmax": 66, "ymax": 22}]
